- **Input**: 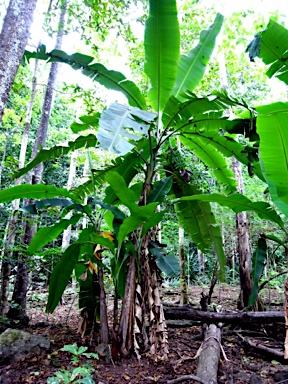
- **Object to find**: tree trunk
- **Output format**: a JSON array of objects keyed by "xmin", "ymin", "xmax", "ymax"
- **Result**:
[
  {"xmin": 62, "ymin": 151, "xmax": 77, "ymax": 249},
  {"xmin": 0, "ymin": 53, "xmax": 40, "ymax": 316},
  {"xmin": 179, "ymin": 226, "xmax": 188, "ymax": 305},
  {"xmin": 0, "ymin": 0, "xmax": 37, "ymax": 121},
  {"xmin": 32, "ymin": 2, "xmax": 67, "ymax": 184},
  {"xmin": 218, "ymin": 48, "xmax": 254, "ymax": 309},
  {"xmin": 177, "ymin": 138, "xmax": 189, "ymax": 305},
  {"xmin": 7, "ymin": 3, "xmax": 68, "ymax": 318},
  {"xmin": 232, "ymin": 158, "xmax": 253, "ymax": 308}
]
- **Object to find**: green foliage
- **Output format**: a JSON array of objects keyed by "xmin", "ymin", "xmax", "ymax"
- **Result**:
[
  {"xmin": 47, "ymin": 343, "xmax": 98, "ymax": 384},
  {"xmin": 10, "ymin": 1, "xmax": 288, "ymax": 343},
  {"xmin": 0, "ymin": 184, "xmax": 81, "ymax": 203},
  {"xmin": 13, "ymin": 135, "xmax": 98, "ymax": 180},
  {"xmin": 178, "ymin": 193, "xmax": 284, "ymax": 228},
  {"xmin": 23, "ymin": 47, "xmax": 146, "ymax": 109},
  {"xmin": 256, "ymin": 103, "xmax": 288, "ymax": 218},
  {"xmin": 249, "ymin": 236, "xmax": 267, "ymax": 306},
  {"xmin": 27, "ymin": 214, "xmax": 83, "ymax": 254},
  {"xmin": 144, "ymin": 0, "xmax": 180, "ymax": 112},
  {"xmin": 98, "ymin": 102, "xmax": 156, "ymax": 155},
  {"xmin": 172, "ymin": 13, "xmax": 224, "ymax": 100},
  {"xmin": 150, "ymin": 242, "xmax": 180, "ymax": 278},
  {"xmin": 46, "ymin": 243, "xmax": 82, "ymax": 313},
  {"xmin": 247, "ymin": 20, "xmax": 288, "ymax": 83}
]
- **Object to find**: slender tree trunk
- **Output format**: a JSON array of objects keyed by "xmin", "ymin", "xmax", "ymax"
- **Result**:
[
  {"xmin": 177, "ymin": 138, "xmax": 188, "ymax": 305},
  {"xmin": 32, "ymin": 2, "xmax": 67, "ymax": 184},
  {"xmin": 179, "ymin": 226, "xmax": 188, "ymax": 305},
  {"xmin": 0, "ymin": 52, "xmax": 40, "ymax": 316},
  {"xmin": 218, "ymin": 48, "xmax": 254, "ymax": 309},
  {"xmin": 0, "ymin": 0, "xmax": 37, "ymax": 121},
  {"xmin": 7, "ymin": 3, "xmax": 68, "ymax": 318},
  {"xmin": 232, "ymin": 158, "xmax": 253, "ymax": 308},
  {"xmin": 0, "ymin": 131, "xmax": 8, "ymax": 187},
  {"xmin": 62, "ymin": 151, "xmax": 77, "ymax": 249}
]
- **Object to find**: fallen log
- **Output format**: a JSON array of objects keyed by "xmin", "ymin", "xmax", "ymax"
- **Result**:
[
  {"xmin": 164, "ymin": 306, "xmax": 284, "ymax": 325},
  {"xmin": 196, "ymin": 324, "xmax": 221, "ymax": 384},
  {"xmin": 167, "ymin": 375, "xmax": 209, "ymax": 384}
]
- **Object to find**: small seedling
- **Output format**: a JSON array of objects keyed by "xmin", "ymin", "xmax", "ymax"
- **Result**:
[{"xmin": 47, "ymin": 343, "xmax": 98, "ymax": 383}]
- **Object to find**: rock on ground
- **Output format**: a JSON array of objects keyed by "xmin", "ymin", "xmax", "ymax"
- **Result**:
[{"xmin": 0, "ymin": 328, "xmax": 50, "ymax": 365}]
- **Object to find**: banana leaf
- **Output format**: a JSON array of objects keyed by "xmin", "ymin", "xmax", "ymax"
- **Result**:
[
  {"xmin": 178, "ymin": 193, "xmax": 284, "ymax": 228},
  {"xmin": 46, "ymin": 243, "xmax": 81, "ymax": 313},
  {"xmin": 247, "ymin": 20, "xmax": 288, "ymax": 84},
  {"xmin": 98, "ymin": 102, "xmax": 156, "ymax": 155},
  {"xmin": 13, "ymin": 134, "xmax": 97, "ymax": 180},
  {"xmin": 249, "ymin": 237, "xmax": 267, "ymax": 306},
  {"xmin": 171, "ymin": 179, "xmax": 226, "ymax": 280},
  {"xmin": 0, "ymin": 184, "xmax": 81, "ymax": 204},
  {"xmin": 144, "ymin": 0, "xmax": 180, "ymax": 112},
  {"xmin": 257, "ymin": 103, "xmax": 288, "ymax": 216},
  {"xmin": 27, "ymin": 213, "xmax": 83, "ymax": 254},
  {"xmin": 180, "ymin": 135, "xmax": 237, "ymax": 193},
  {"xmin": 23, "ymin": 48, "xmax": 147, "ymax": 109},
  {"xmin": 172, "ymin": 13, "xmax": 223, "ymax": 100}
]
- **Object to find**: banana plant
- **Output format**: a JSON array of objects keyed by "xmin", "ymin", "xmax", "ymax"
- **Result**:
[{"xmin": 4, "ymin": 0, "xmax": 284, "ymax": 358}]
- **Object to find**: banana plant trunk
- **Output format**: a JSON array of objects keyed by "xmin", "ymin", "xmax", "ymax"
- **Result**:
[{"xmin": 118, "ymin": 156, "xmax": 168, "ymax": 357}]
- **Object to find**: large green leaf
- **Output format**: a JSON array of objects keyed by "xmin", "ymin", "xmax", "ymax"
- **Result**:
[
  {"xmin": 172, "ymin": 13, "xmax": 223, "ymax": 100},
  {"xmin": 98, "ymin": 102, "xmax": 156, "ymax": 155},
  {"xmin": 13, "ymin": 135, "xmax": 97, "ymax": 180},
  {"xmin": 249, "ymin": 237, "xmax": 267, "ymax": 306},
  {"xmin": 180, "ymin": 135, "xmax": 237, "ymax": 193},
  {"xmin": 144, "ymin": 0, "xmax": 180, "ymax": 112},
  {"xmin": 105, "ymin": 171, "xmax": 139, "ymax": 213},
  {"xmin": 117, "ymin": 203, "xmax": 158, "ymax": 245},
  {"xmin": 150, "ymin": 242, "xmax": 180, "ymax": 278},
  {"xmin": 180, "ymin": 128, "xmax": 264, "ymax": 181},
  {"xmin": 178, "ymin": 193, "xmax": 284, "ymax": 228},
  {"xmin": 46, "ymin": 243, "xmax": 81, "ymax": 313},
  {"xmin": 70, "ymin": 113, "xmax": 100, "ymax": 133},
  {"xmin": 23, "ymin": 48, "xmax": 147, "ymax": 109},
  {"xmin": 27, "ymin": 214, "xmax": 83, "ymax": 254},
  {"xmin": 247, "ymin": 20, "xmax": 288, "ymax": 84},
  {"xmin": 21, "ymin": 198, "xmax": 73, "ymax": 215},
  {"xmin": 257, "ymin": 104, "xmax": 288, "ymax": 215},
  {"xmin": 147, "ymin": 177, "xmax": 172, "ymax": 204},
  {"xmin": 171, "ymin": 179, "xmax": 225, "ymax": 280},
  {"xmin": 162, "ymin": 95, "xmax": 227, "ymax": 129},
  {"xmin": 0, "ymin": 184, "xmax": 81, "ymax": 203}
]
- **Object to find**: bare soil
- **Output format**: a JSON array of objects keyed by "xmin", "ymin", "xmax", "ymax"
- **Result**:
[{"xmin": 0, "ymin": 284, "xmax": 287, "ymax": 383}]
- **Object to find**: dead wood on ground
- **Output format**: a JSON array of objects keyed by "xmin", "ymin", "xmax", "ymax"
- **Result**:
[
  {"xmin": 164, "ymin": 306, "xmax": 284, "ymax": 324},
  {"xmin": 195, "ymin": 324, "xmax": 222, "ymax": 384}
]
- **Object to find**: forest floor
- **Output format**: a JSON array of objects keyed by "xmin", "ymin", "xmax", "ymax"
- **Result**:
[{"xmin": 0, "ymin": 284, "xmax": 287, "ymax": 383}]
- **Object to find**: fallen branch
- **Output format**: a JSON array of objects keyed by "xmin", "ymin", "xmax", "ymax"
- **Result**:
[
  {"xmin": 240, "ymin": 334, "xmax": 285, "ymax": 362},
  {"xmin": 164, "ymin": 306, "xmax": 284, "ymax": 324},
  {"xmin": 167, "ymin": 375, "xmax": 209, "ymax": 384}
]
